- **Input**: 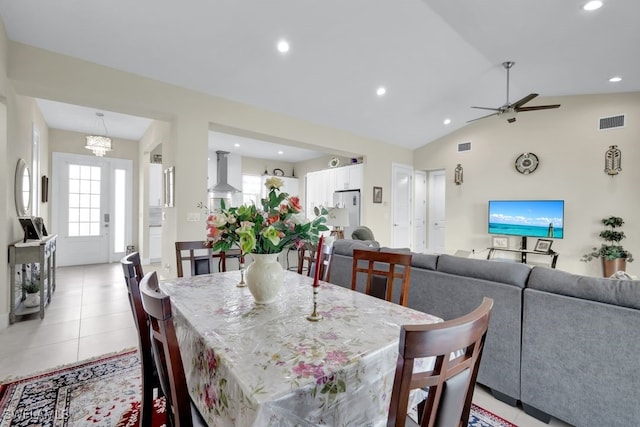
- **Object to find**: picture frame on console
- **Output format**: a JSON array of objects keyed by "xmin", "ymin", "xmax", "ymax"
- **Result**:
[
  {"xmin": 492, "ymin": 236, "xmax": 509, "ymax": 249},
  {"xmin": 534, "ymin": 238, "xmax": 553, "ymax": 253}
]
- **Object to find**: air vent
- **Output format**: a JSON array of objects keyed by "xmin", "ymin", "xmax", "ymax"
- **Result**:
[
  {"xmin": 458, "ymin": 142, "xmax": 472, "ymax": 152},
  {"xmin": 599, "ymin": 114, "xmax": 625, "ymax": 131}
]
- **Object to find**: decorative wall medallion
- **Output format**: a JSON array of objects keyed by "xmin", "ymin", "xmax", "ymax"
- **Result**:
[
  {"xmin": 604, "ymin": 145, "xmax": 621, "ymax": 175},
  {"xmin": 515, "ymin": 152, "xmax": 539, "ymax": 174}
]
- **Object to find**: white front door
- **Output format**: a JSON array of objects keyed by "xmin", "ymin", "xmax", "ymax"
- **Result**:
[
  {"xmin": 427, "ymin": 170, "xmax": 446, "ymax": 254},
  {"xmin": 391, "ymin": 163, "xmax": 413, "ymax": 249},
  {"xmin": 413, "ymin": 171, "xmax": 427, "ymax": 253},
  {"xmin": 52, "ymin": 153, "xmax": 132, "ymax": 266}
]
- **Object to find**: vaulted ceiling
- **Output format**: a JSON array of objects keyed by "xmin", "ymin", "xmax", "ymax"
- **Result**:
[{"xmin": 2, "ymin": 0, "xmax": 638, "ymax": 151}]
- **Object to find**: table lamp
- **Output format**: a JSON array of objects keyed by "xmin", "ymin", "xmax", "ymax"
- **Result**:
[{"xmin": 327, "ymin": 207, "xmax": 349, "ymax": 240}]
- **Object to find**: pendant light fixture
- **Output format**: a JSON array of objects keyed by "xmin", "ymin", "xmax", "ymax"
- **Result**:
[{"xmin": 85, "ymin": 112, "xmax": 112, "ymax": 157}]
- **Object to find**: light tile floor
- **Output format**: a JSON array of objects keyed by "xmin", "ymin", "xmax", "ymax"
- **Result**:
[{"xmin": 0, "ymin": 263, "xmax": 571, "ymax": 426}]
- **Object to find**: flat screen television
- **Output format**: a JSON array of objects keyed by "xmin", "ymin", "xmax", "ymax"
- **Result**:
[{"xmin": 488, "ymin": 200, "xmax": 564, "ymax": 239}]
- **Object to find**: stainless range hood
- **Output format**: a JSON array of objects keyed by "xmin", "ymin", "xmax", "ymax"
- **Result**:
[{"xmin": 208, "ymin": 150, "xmax": 241, "ymax": 196}]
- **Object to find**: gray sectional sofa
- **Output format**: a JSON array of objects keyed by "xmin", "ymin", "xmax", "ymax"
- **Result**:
[{"xmin": 328, "ymin": 239, "xmax": 640, "ymax": 427}]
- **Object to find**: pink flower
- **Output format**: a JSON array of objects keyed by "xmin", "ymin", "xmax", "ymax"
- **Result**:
[
  {"xmin": 292, "ymin": 361, "xmax": 318, "ymax": 377},
  {"xmin": 326, "ymin": 350, "xmax": 349, "ymax": 364},
  {"xmin": 288, "ymin": 196, "xmax": 302, "ymax": 212}
]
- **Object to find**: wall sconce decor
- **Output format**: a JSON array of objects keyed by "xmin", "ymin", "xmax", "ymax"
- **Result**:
[
  {"xmin": 41, "ymin": 175, "xmax": 49, "ymax": 203},
  {"xmin": 454, "ymin": 164, "xmax": 463, "ymax": 185},
  {"xmin": 604, "ymin": 145, "xmax": 621, "ymax": 175}
]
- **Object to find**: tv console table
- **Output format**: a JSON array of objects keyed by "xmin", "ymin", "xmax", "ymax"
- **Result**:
[
  {"xmin": 8, "ymin": 235, "xmax": 57, "ymax": 324},
  {"xmin": 487, "ymin": 247, "xmax": 559, "ymax": 269}
]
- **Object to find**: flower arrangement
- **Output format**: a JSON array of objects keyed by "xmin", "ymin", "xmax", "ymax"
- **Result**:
[{"xmin": 203, "ymin": 177, "xmax": 329, "ymax": 255}]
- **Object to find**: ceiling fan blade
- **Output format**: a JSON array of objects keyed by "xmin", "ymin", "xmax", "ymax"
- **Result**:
[
  {"xmin": 517, "ymin": 104, "xmax": 561, "ymax": 112},
  {"xmin": 467, "ymin": 112, "xmax": 499, "ymax": 123},
  {"xmin": 471, "ymin": 106, "xmax": 502, "ymax": 111},
  {"xmin": 511, "ymin": 93, "xmax": 538, "ymax": 109}
]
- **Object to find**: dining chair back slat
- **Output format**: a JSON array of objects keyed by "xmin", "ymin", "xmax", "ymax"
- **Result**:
[
  {"xmin": 387, "ymin": 297, "xmax": 494, "ymax": 427},
  {"xmin": 351, "ymin": 250, "xmax": 412, "ymax": 306}
]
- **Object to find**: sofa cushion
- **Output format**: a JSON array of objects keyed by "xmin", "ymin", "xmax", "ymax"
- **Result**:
[
  {"xmin": 411, "ymin": 253, "xmax": 439, "ymax": 271},
  {"xmin": 332, "ymin": 239, "xmax": 379, "ymax": 256},
  {"xmin": 436, "ymin": 254, "xmax": 530, "ymax": 288},
  {"xmin": 379, "ymin": 246, "xmax": 412, "ymax": 254},
  {"xmin": 528, "ymin": 266, "xmax": 640, "ymax": 310}
]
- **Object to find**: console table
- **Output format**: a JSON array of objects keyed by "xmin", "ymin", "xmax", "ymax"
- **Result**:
[
  {"xmin": 487, "ymin": 247, "xmax": 559, "ymax": 268},
  {"xmin": 8, "ymin": 235, "xmax": 57, "ymax": 323}
]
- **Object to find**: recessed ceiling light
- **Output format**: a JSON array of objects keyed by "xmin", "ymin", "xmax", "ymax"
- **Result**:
[
  {"xmin": 443, "ymin": 118, "xmax": 452, "ymax": 125},
  {"xmin": 376, "ymin": 87, "xmax": 386, "ymax": 96},
  {"xmin": 583, "ymin": 1, "xmax": 603, "ymax": 11},
  {"xmin": 277, "ymin": 40, "xmax": 290, "ymax": 53},
  {"xmin": 609, "ymin": 76, "xmax": 622, "ymax": 82},
  {"xmin": 234, "ymin": 143, "xmax": 240, "ymax": 147},
  {"xmin": 278, "ymin": 150, "xmax": 283, "ymax": 155}
]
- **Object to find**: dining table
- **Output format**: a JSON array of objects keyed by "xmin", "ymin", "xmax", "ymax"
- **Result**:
[{"xmin": 159, "ymin": 269, "xmax": 442, "ymax": 426}]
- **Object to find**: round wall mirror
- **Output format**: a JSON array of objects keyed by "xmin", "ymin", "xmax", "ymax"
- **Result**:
[{"xmin": 15, "ymin": 158, "xmax": 32, "ymax": 216}]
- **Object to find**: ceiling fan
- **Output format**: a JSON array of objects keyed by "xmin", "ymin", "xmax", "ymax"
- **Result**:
[{"xmin": 468, "ymin": 61, "xmax": 560, "ymax": 123}]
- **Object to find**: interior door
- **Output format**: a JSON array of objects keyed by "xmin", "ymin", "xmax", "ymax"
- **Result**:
[
  {"xmin": 413, "ymin": 171, "xmax": 427, "ymax": 253},
  {"xmin": 52, "ymin": 153, "xmax": 132, "ymax": 266},
  {"xmin": 391, "ymin": 163, "xmax": 413, "ymax": 249},
  {"xmin": 427, "ymin": 170, "xmax": 446, "ymax": 253}
]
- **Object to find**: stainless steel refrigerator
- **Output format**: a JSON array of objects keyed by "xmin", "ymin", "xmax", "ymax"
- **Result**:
[{"xmin": 333, "ymin": 190, "xmax": 361, "ymax": 239}]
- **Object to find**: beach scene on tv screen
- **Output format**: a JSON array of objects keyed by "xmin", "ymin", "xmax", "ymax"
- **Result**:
[{"xmin": 488, "ymin": 200, "xmax": 564, "ymax": 238}]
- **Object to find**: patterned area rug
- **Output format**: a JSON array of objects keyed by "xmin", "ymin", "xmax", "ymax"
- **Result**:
[{"xmin": 0, "ymin": 350, "xmax": 516, "ymax": 426}]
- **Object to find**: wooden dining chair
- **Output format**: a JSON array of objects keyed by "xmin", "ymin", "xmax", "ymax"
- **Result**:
[
  {"xmin": 297, "ymin": 242, "xmax": 317, "ymax": 276},
  {"xmin": 351, "ymin": 249, "xmax": 412, "ymax": 306},
  {"xmin": 175, "ymin": 240, "xmax": 220, "ymax": 277},
  {"xmin": 387, "ymin": 297, "xmax": 494, "ymax": 427},
  {"xmin": 139, "ymin": 271, "xmax": 207, "ymax": 427},
  {"xmin": 120, "ymin": 252, "xmax": 161, "ymax": 427},
  {"xmin": 309, "ymin": 243, "xmax": 335, "ymax": 282}
]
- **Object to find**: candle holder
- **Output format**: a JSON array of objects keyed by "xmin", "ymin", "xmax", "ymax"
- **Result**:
[
  {"xmin": 237, "ymin": 256, "xmax": 246, "ymax": 288},
  {"xmin": 306, "ymin": 284, "xmax": 323, "ymax": 321}
]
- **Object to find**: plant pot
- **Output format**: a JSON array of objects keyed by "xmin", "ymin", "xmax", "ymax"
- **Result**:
[
  {"xmin": 24, "ymin": 292, "xmax": 41, "ymax": 308},
  {"xmin": 245, "ymin": 252, "xmax": 284, "ymax": 304},
  {"xmin": 602, "ymin": 257, "xmax": 626, "ymax": 278}
]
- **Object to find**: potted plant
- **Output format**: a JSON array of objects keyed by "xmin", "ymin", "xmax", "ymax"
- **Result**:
[
  {"xmin": 581, "ymin": 216, "xmax": 634, "ymax": 277},
  {"xmin": 23, "ymin": 281, "xmax": 41, "ymax": 308}
]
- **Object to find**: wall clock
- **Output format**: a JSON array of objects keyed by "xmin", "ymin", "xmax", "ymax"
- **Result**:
[
  {"xmin": 328, "ymin": 157, "xmax": 340, "ymax": 168},
  {"xmin": 515, "ymin": 152, "xmax": 539, "ymax": 175}
]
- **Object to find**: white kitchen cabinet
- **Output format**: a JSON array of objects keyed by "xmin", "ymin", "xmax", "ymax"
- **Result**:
[
  {"xmin": 149, "ymin": 163, "xmax": 163, "ymax": 206},
  {"xmin": 305, "ymin": 164, "xmax": 363, "ymax": 216}
]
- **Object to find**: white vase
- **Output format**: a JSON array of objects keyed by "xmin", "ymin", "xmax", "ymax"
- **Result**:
[
  {"xmin": 24, "ymin": 292, "xmax": 40, "ymax": 308},
  {"xmin": 245, "ymin": 252, "xmax": 284, "ymax": 304}
]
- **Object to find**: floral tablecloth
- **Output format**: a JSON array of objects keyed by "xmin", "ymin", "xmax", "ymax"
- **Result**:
[{"xmin": 160, "ymin": 270, "xmax": 441, "ymax": 427}]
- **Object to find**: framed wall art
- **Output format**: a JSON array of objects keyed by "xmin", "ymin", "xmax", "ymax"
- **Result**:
[
  {"xmin": 373, "ymin": 186, "xmax": 382, "ymax": 203},
  {"xmin": 164, "ymin": 166, "xmax": 175, "ymax": 207}
]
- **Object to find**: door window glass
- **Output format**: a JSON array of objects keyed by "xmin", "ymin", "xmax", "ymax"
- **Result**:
[{"xmin": 68, "ymin": 164, "xmax": 101, "ymax": 236}]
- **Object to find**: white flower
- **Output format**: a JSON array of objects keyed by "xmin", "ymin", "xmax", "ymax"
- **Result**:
[{"xmin": 265, "ymin": 177, "xmax": 284, "ymax": 190}]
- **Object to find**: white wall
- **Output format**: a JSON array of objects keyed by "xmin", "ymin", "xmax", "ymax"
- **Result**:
[
  {"xmin": 7, "ymin": 41, "xmax": 413, "ymax": 280},
  {"xmin": 415, "ymin": 92, "xmax": 640, "ymax": 276}
]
